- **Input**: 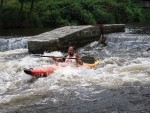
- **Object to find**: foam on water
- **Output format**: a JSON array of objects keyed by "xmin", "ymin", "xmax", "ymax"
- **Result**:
[
  {"xmin": 0, "ymin": 30, "xmax": 150, "ymax": 112},
  {"xmin": 0, "ymin": 37, "xmax": 28, "ymax": 51},
  {"xmin": 0, "ymin": 48, "xmax": 149, "ymax": 105}
]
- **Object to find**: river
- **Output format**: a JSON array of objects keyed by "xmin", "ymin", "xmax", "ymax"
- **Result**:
[{"xmin": 0, "ymin": 26, "xmax": 150, "ymax": 113}]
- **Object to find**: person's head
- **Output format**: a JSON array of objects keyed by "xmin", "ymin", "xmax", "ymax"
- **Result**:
[{"xmin": 68, "ymin": 46, "xmax": 76, "ymax": 56}]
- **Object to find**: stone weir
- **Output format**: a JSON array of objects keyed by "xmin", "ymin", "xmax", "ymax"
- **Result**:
[{"xmin": 28, "ymin": 24, "xmax": 125, "ymax": 53}]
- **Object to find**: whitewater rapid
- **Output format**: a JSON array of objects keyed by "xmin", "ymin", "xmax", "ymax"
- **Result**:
[{"xmin": 0, "ymin": 28, "xmax": 150, "ymax": 112}]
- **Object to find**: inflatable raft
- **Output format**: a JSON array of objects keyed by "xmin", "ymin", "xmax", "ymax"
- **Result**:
[{"xmin": 24, "ymin": 60, "xmax": 100, "ymax": 77}]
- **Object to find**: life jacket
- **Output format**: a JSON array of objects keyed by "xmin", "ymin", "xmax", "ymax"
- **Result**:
[{"xmin": 65, "ymin": 54, "xmax": 77, "ymax": 65}]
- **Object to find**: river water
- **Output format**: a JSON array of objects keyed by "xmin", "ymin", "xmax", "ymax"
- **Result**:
[{"xmin": 0, "ymin": 26, "xmax": 150, "ymax": 113}]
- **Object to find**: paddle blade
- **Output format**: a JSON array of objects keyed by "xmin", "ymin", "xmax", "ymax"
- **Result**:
[{"xmin": 81, "ymin": 56, "xmax": 95, "ymax": 64}]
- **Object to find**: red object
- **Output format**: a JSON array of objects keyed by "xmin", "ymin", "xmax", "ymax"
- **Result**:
[{"xmin": 24, "ymin": 60, "xmax": 100, "ymax": 78}]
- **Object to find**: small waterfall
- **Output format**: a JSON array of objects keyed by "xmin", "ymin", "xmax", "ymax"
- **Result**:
[
  {"xmin": 79, "ymin": 28, "xmax": 150, "ymax": 59},
  {"xmin": 107, "ymin": 33, "xmax": 150, "ymax": 43},
  {"xmin": 0, "ymin": 37, "xmax": 28, "ymax": 51}
]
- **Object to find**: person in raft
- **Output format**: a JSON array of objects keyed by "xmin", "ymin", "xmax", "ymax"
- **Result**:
[{"xmin": 52, "ymin": 46, "xmax": 83, "ymax": 66}]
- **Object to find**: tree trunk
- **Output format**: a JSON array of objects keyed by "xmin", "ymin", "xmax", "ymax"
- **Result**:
[
  {"xmin": 0, "ymin": 0, "xmax": 4, "ymax": 9},
  {"xmin": 20, "ymin": 1, "xmax": 24, "ymax": 13},
  {"xmin": 29, "ymin": 0, "xmax": 35, "ymax": 16},
  {"xmin": 4, "ymin": 0, "xmax": 6, "ymax": 5},
  {"xmin": 20, "ymin": 1, "xmax": 24, "ymax": 27},
  {"xmin": 0, "ymin": 0, "xmax": 4, "ymax": 13}
]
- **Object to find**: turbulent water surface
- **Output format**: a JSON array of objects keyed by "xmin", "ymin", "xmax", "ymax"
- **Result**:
[{"xmin": 0, "ymin": 27, "xmax": 150, "ymax": 113}]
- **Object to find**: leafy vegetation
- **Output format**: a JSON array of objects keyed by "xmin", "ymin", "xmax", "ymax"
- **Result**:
[{"xmin": 0, "ymin": 0, "xmax": 149, "ymax": 28}]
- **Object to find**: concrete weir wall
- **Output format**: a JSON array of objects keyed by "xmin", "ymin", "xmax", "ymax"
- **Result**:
[{"xmin": 28, "ymin": 24, "xmax": 125, "ymax": 53}]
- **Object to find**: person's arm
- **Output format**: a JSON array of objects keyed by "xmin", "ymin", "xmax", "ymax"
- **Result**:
[
  {"xmin": 52, "ymin": 56, "xmax": 65, "ymax": 62},
  {"xmin": 76, "ymin": 54, "xmax": 83, "ymax": 65}
]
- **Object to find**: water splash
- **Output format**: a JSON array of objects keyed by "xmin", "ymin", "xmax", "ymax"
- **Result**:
[
  {"xmin": 0, "ymin": 37, "xmax": 28, "ymax": 52},
  {"xmin": 0, "ymin": 29, "xmax": 150, "ymax": 112}
]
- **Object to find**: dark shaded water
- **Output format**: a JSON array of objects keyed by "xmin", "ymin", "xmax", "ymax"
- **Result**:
[
  {"xmin": 0, "ymin": 28, "xmax": 52, "ymax": 37},
  {"xmin": 2, "ymin": 85, "xmax": 150, "ymax": 113}
]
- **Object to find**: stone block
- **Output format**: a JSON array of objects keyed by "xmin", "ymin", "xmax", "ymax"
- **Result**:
[{"xmin": 27, "ymin": 24, "xmax": 125, "ymax": 53}]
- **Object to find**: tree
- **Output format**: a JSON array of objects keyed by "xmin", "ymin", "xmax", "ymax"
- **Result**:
[
  {"xmin": 30, "ymin": 0, "xmax": 34, "ymax": 13},
  {"xmin": 24, "ymin": 0, "xmax": 37, "ymax": 16},
  {"xmin": 29, "ymin": 0, "xmax": 36, "ymax": 16},
  {"xmin": 18, "ymin": 0, "xmax": 27, "ymax": 13},
  {"xmin": 0, "ymin": 0, "xmax": 4, "ymax": 10}
]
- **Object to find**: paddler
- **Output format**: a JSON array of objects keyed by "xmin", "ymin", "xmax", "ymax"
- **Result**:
[{"xmin": 52, "ymin": 46, "xmax": 83, "ymax": 66}]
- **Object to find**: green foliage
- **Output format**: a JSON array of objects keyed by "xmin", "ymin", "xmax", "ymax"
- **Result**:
[
  {"xmin": 0, "ymin": 0, "xmax": 149, "ymax": 28},
  {"xmin": 28, "ymin": 12, "xmax": 42, "ymax": 27},
  {"xmin": 113, "ymin": 0, "xmax": 145, "ymax": 23},
  {"xmin": 132, "ymin": 6, "xmax": 144, "ymax": 22},
  {"xmin": 0, "ymin": 8, "xmax": 20, "ymax": 28}
]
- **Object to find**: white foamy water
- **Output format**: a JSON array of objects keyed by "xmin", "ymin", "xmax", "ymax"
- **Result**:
[
  {"xmin": 0, "ymin": 29, "xmax": 150, "ymax": 112},
  {"xmin": 0, "ymin": 37, "xmax": 28, "ymax": 52},
  {"xmin": 0, "ymin": 48, "xmax": 149, "ymax": 106}
]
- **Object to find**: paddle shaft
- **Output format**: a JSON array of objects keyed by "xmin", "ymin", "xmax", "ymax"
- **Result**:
[
  {"xmin": 41, "ymin": 56, "xmax": 94, "ymax": 61},
  {"xmin": 41, "ymin": 56, "xmax": 78, "ymax": 59},
  {"xmin": 33, "ymin": 54, "xmax": 95, "ymax": 63},
  {"xmin": 34, "ymin": 54, "xmax": 95, "ymax": 64}
]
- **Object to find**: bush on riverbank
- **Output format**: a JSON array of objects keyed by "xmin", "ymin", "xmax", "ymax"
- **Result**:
[{"xmin": 0, "ymin": 0, "xmax": 148, "ymax": 28}]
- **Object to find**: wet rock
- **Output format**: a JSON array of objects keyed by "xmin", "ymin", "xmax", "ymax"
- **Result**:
[{"xmin": 28, "ymin": 24, "xmax": 125, "ymax": 53}]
